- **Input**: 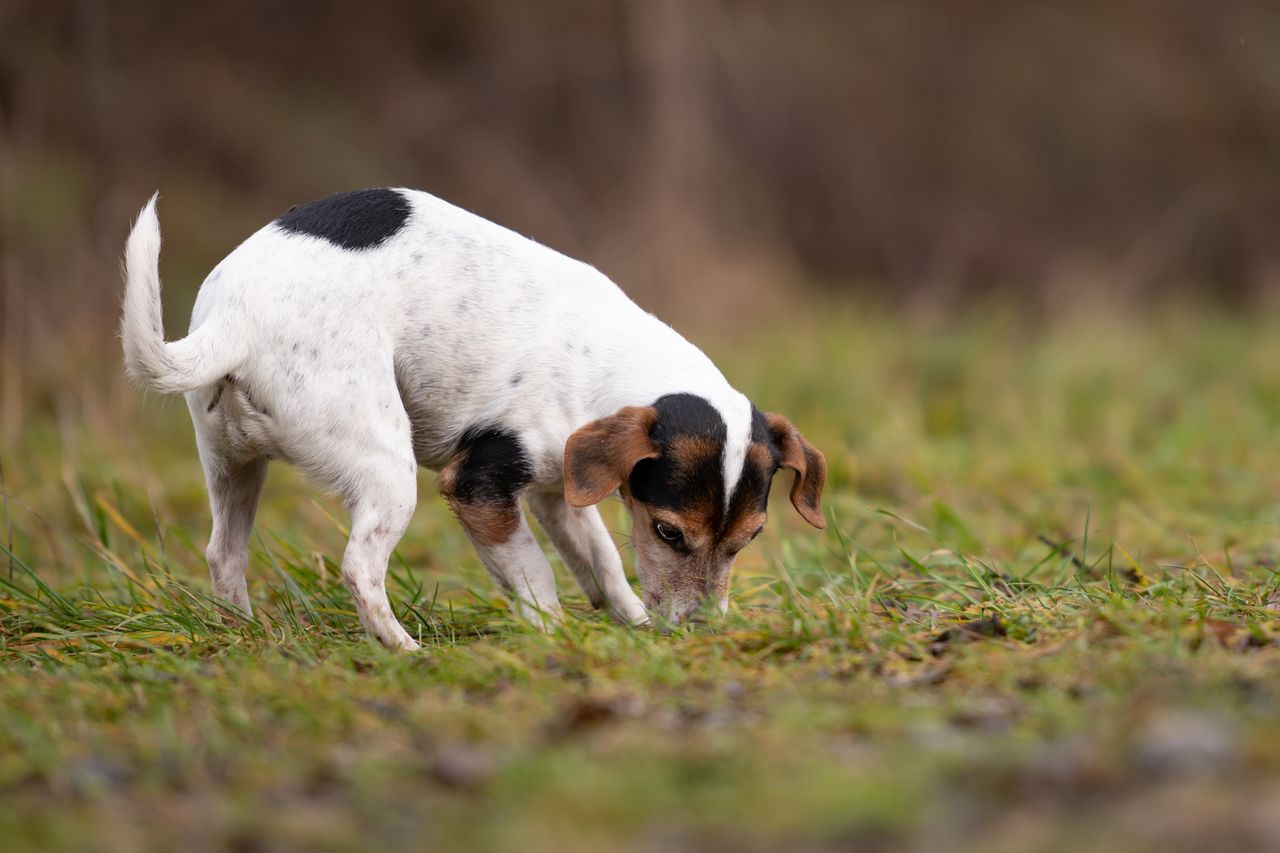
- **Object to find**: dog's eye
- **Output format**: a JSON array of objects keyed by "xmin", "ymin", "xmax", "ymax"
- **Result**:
[{"xmin": 654, "ymin": 522, "xmax": 684, "ymax": 546}]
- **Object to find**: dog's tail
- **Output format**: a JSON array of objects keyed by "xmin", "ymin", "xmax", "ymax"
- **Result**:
[{"xmin": 121, "ymin": 194, "xmax": 244, "ymax": 394}]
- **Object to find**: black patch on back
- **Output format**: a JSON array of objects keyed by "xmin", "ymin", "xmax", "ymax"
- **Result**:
[
  {"xmin": 628, "ymin": 394, "xmax": 726, "ymax": 518},
  {"xmin": 275, "ymin": 188, "xmax": 411, "ymax": 251},
  {"xmin": 448, "ymin": 427, "xmax": 534, "ymax": 504}
]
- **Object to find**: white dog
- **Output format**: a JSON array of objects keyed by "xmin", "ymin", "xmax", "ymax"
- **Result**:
[{"xmin": 122, "ymin": 189, "xmax": 826, "ymax": 649}]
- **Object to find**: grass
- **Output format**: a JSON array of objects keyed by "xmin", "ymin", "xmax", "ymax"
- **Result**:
[{"xmin": 4, "ymin": 304, "xmax": 1280, "ymax": 852}]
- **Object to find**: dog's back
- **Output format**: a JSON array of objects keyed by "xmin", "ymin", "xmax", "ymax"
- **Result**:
[
  {"xmin": 130, "ymin": 188, "xmax": 743, "ymax": 475},
  {"xmin": 119, "ymin": 188, "xmax": 797, "ymax": 649}
]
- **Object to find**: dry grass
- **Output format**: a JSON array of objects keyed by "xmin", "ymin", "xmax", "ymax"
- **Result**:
[{"xmin": 3, "ymin": 306, "xmax": 1280, "ymax": 852}]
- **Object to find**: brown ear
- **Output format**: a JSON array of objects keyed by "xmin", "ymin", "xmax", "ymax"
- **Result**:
[
  {"xmin": 765, "ymin": 413, "xmax": 827, "ymax": 529},
  {"xmin": 563, "ymin": 406, "xmax": 660, "ymax": 507}
]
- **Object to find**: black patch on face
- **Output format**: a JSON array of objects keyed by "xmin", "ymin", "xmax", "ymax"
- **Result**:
[
  {"xmin": 275, "ymin": 188, "xmax": 411, "ymax": 251},
  {"xmin": 727, "ymin": 410, "xmax": 780, "ymax": 519},
  {"xmin": 447, "ymin": 427, "xmax": 533, "ymax": 504},
  {"xmin": 628, "ymin": 393, "xmax": 726, "ymax": 520},
  {"xmin": 651, "ymin": 394, "xmax": 727, "ymax": 444},
  {"xmin": 750, "ymin": 406, "xmax": 771, "ymax": 445}
]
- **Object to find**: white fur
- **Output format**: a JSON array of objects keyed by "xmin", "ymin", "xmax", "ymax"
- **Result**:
[
  {"xmin": 121, "ymin": 195, "xmax": 248, "ymax": 394},
  {"xmin": 121, "ymin": 188, "xmax": 753, "ymax": 646},
  {"xmin": 468, "ymin": 515, "xmax": 564, "ymax": 630},
  {"xmin": 527, "ymin": 489, "xmax": 649, "ymax": 626}
]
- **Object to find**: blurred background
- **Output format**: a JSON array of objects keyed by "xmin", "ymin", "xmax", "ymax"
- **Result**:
[
  {"xmin": 8, "ymin": 9, "xmax": 1280, "ymax": 849},
  {"xmin": 4, "ymin": 0, "xmax": 1280, "ymax": 439}
]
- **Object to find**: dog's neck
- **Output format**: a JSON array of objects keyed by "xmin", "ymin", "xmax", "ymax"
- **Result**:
[{"xmin": 587, "ymin": 308, "xmax": 754, "ymax": 509}]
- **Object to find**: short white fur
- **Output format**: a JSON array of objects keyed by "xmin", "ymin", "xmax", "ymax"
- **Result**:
[{"xmin": 121, "ymin": 189, "xmax": 753, "ymax": 648}]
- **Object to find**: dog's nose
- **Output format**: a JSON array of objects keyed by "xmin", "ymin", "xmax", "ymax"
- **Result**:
[{"xmin": 648, "ymin": 598, "xmax": 706, "ymax": 633}]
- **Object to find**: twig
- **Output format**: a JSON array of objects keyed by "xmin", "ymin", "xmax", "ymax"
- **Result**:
[{"xmin": 1037, "ymin": 534, "xmax": 1086, "ymax": 571}]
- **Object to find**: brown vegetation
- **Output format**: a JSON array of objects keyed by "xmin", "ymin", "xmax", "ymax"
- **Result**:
[{"xmin": 3, "ymin": 1, "xmax": 1279, "ymax": 419}]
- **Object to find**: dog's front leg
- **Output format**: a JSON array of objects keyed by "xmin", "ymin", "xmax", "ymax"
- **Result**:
[
  {"xmin": 526, "ymin": 491, "xmax": 649, "ymax": 627},
  {"xmin": 438, "ymin": 447, "xmax": 562, "ymax": 629},
  {"xmin": 462, "ymin": 513, "xmax": 563, "ymax": 629}
]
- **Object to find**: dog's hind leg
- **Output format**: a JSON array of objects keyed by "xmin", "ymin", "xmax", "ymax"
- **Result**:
[
  {"xmin": 242, "ymin": 353, "xmax": 421, "ymax": 650},
  {"xmin": 337, "ymin": 457, "xmax": 420, "ymax": 651},
  {"xmin": 298, "ymin": 384, "xmax": 420, "ymax": 651},
  {"xmin": 195, "ymin": 428, "xmax": 268, "ymax": 618}
]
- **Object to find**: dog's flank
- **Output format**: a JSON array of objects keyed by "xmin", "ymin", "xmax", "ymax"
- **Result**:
[{"xmin": 121, "ymin": 188, "xmax": 826, "ymax": 647}]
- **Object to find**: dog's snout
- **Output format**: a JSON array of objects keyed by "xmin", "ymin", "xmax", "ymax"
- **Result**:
[{"xmin": 646, "ymin": 592, "xmax": 724, "ymax": 633}]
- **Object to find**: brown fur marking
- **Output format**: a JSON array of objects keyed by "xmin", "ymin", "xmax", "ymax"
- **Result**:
[
  {"xmin": 666, "ymin": 433, "xmax": 722, "ymax": 520},
  {"xmin": 438, "ymin": 449, "xmax": 520, "ymax": 546},
  {"xmin": 656, "ymin": 506, "xmax": 716, "ymax": 545},
  {"xmin": 445, "ymin": 495, "xmax": 521, "ymax": 546},
  {"xmin": 745, "ymin": 441, "xmax": 776, "ymax": 474},
  {"xmin": 564, "ymin": 406, "xmax": 660, "ymax": 507},
  {"xmin": 639, "ymin": 437, "xmax": 775, "ymax": 547},
  {"xmin": 666, "ymin": 434, "xmax": 722, "ymax": 471},
  {"xmin": 765, "ymin": 412, "xmax": 827, "ymax": 529},
  {"xmin": 636, "ymin": 433, "xmax": 722, "ymax": 544},
  {"xmin": 437, "ymin": 456, "xmax": 460, "ymax": 495},
  {"xmin": 722, "ymin": 509, "xmax": 768, "ymax": 549}
]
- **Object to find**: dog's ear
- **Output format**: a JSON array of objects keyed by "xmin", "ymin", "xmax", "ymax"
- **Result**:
[
  {"xmin": 765, "ymin": 413, "xmax": 827, "ymax": 529},
  {"xmin": 564, "ymin": 406, "xmax": 661, "ymax": 507}
]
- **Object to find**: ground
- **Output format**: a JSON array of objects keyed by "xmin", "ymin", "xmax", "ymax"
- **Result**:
[{"xmin": 4, "ymin": 307, "xmax": 1280, "ymax": 852}]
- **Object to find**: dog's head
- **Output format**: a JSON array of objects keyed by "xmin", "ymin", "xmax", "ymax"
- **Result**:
[{"xmin": 563, "ymin": 393, "xmax": 826, "ymax": 629}]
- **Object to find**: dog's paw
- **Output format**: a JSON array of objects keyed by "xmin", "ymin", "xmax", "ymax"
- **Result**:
[
  {"xmin": 516, "ymin": 602, "xmax": 565, "ymax": 633},
  {"xmin": 213, "ymin": 598, "xmax": 254, "ymax": 627},
  {"xmin": 395, "ymin": 635, "xmax": 422, "ymax": 652},
  {"xmin": 608, "ymin": 596, "xmax": 651, "ymax": 628},
  {"xmin": 380, "ymin": 636, "xmax": 421, "ymax": 652}
]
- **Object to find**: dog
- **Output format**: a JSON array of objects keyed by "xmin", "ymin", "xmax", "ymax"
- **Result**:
[{"xmin": 121, "ymin": 188, "xmax": 826, "ymax": 649}]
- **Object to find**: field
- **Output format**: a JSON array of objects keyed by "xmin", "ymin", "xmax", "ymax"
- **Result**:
[{"xmin": 4, "ymin": 306, "xmax": 1280, "ymax": 852}]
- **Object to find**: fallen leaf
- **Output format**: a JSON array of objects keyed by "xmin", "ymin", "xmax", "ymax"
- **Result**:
[
  {"xmin": 547, "ymin": 694, "xmax": 641, "ymax": 738},
  {"xmin": 930, "ymin": 615, "xmax": 1007, "ymax": 655}
]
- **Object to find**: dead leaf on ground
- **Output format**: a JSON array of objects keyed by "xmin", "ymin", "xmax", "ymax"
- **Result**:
[
  {"xmin": 930, "ymin": 615, "xmax": 1007, "ymax": 655},
  {"xmin": 1193, "ymin": 619, "xmax": 1273, "ymax": 652},
  {"xmin": 546, "ymin": 694, "xmax": 642, "ymax": 739},
  {"xmin": 884, "ymin": 661, "xmax": 952, "ymax": 688}
]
